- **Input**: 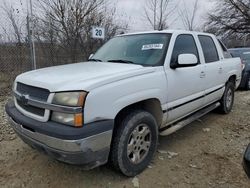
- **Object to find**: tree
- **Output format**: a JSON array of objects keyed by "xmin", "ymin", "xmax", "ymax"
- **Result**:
[
  {"xmin": 143, "ymin": 0, "xmax": 175, "ymax": 30},
  {"xmin": 35, "ymin": 0, "xmax": 127, "ymax": 62},
  {"xmin": 1, "ymin": 2, "xmax": 25, "ymax": 45},
  {"xmin": 178, "ymin": 0, "xmax": 199, "ymax": 31},
  {"xmin": 0, "ymin": 0, "xmax": 128, "ymax": 69},
  {"xmin": 205, "ymin": 0, "xmax": 250, "ymax": 38}
]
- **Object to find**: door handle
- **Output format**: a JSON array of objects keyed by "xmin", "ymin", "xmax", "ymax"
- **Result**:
[
  {"xmin": 200, "ymin": 71, "xmax": 206, "ymax": 78},
  {"xmin": 219, "ymin": 67, "xmax": 223, "ymax": 73}
]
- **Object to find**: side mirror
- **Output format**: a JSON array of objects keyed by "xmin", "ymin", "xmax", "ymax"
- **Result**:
[
  {"xmin": 178, "ymin": 54, "xmax": 198, "ymax": 66},
  {"xmin": 243, "ymin": 144, "xmax": 250, "ymax": 178},
  {"xmin": 88, "ymin": 54, "xmax": 94, "ymax": 60},
  {"xmin": 170, "ymin": 54, "xmax": 198, "ymax": 69}
]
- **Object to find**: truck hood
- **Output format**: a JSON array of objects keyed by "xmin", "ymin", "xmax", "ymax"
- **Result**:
[{"xmin": 16, "ymin": 62, "xmax": 155, "ymax": 92}]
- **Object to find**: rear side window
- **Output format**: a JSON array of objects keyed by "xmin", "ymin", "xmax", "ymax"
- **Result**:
[
  {"xmin": 218, "ymin": 40, "xmax": 232, "ymax": 58},
  {"xmin": 171, "ymin": 34, "xmax": 199, "ymax": 64},
  {"xmin": 228, "ymin": 50, "xmax": 241, "ymax": 57},
  {"xmin": 198, "ymin": 35, "xmax": 219, "ymax": 63}
]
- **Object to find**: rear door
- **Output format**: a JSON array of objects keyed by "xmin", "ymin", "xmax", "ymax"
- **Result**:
[{"xmin": 197, "ymin": 35, "xmax": 225, "ymax": 105}]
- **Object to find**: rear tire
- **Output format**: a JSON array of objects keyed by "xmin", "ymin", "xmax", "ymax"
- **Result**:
[
  {"xmin": 218, "ymin": 81, "xmax": 235, "ymax": 114},
  {"xmin": 110, "ymin": 110, "xmax": 158, "ymax": 177}
]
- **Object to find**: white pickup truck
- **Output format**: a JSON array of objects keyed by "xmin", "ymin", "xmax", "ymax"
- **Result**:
[{"xmin": 5, "ymin": 30, "xmax": 241, "ymax": 176}]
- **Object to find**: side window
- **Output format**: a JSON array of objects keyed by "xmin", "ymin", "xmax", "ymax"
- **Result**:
[
  {"xmin": 171, "ymin": 34, "xmax": 199, "ymax": 64},
  {"xmin": 198, "ymin": 35, "xmax": 219, "ymax": 63}
]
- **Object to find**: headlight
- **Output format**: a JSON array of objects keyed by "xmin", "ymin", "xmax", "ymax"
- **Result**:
[
  {"xmin": 51, "ymin": 91, "xmax": 87, "ymax": 127},
  {"xmin": 52, "ymin": 92, "xmax": 87, "ymax": 107},
  {"xmin": 51, "ymin": 112, "xmax": 83, "ymax": 127}
]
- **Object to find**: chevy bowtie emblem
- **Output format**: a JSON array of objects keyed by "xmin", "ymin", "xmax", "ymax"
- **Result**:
[{"xmin": 20, "ymin": 94, "xmax": 29, "ymax": 105}]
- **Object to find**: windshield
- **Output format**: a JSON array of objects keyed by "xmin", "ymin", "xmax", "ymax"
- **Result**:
[{"xmin": 91, "ymin": 33, "xmax": 172, "ymax": 66}]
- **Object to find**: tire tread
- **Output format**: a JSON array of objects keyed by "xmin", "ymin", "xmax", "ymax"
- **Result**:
[{"xmin": 109, "ymin": 110, "xmax": 158, "ymax": 176}]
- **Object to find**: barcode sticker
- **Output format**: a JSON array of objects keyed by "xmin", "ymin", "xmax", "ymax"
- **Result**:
[{"xmin": 142, "ymin": 44, "xmax": 164, "ymax": 50}]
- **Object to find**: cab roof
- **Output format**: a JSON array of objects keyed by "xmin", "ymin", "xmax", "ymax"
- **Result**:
[{"xmin": 118, "ymin": 29, "xmax": 215, "ymax": 37}]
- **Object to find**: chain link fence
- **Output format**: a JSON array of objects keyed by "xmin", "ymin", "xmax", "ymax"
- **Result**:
[
  {"xmin": 0, "ymin": 5, "xmax": 102, "ymax": 95},
  {"xmin": 0, "ymin": 44, "xmax": 29, "ymax": 95},
  {"xmin": 0, "ymin": 43, "xmax": 89, "ymax": 96},
  {"xmin": 0, "ymin": 0, "xmax": 126, "ymax": 97}
]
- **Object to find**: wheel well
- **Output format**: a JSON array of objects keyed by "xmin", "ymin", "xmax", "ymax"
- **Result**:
[
  {"xmin": 228, "ymin": 75, "xmax": 236, "ymax": 87},
  {"xmin": 114, "ymin": 99, "xmax": 163, "ymax": 128}
]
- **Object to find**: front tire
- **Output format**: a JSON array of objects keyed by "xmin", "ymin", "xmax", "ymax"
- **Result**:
[
  {"xmin": 110, "ymin": 110, "xmax": 158, "ymax": 177},
  {"xmin": 218, "ymin": 81, "xmax": 235, "ymax": 114}
]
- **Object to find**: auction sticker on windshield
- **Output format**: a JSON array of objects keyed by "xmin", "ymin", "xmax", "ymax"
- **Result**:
[{"xmin": 142, "ymin": 44, "xmax": 164, "ymax": 50}]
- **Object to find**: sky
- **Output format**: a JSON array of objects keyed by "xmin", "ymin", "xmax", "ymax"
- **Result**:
[
  {"xmin": 116, "ymin": 0, "xmax": 215, "ymax": 32},
  {"xmin": 0, "ymin": 0, "xmax": 215, "ymax": 34}
]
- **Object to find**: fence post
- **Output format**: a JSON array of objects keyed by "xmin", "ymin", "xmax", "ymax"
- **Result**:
[
  {"xmin": 27, "ymin": 15, "xmax": 35, "ymax": 70},
  {"xmin": 27, "ymin": 0, "xmax": 36, "ymax": 70}
]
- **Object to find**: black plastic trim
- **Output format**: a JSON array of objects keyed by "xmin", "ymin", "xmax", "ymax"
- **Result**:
[
  {"xmin": 166, "ymin": 86, "xmax": 224, "ymax": 112},
  {"xmin": 5, "ymin": 101, "xmax": 114, "ymax": 140},
  {"xmin": 205, "ymin": 86, "xmax": 224, "ymax": 96},
  {"xmin": 167, "ymin": 95, "xmax": 204, "ymax": 112},
  {"xmin": 16, "ymin": 82, "xmax": 50, "ymax": 101},
  {"xmin": 160, "ymin": 102, "xmax": 219, "ymax": 132}
]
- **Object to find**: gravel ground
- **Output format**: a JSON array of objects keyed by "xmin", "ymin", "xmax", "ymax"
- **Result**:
[
  {"xmin": 0, "ymin": 96, "xmax": 16, "ymax": 142},
  {"xmin": 0, "ymin": 91, "xmax": 249, "ymax": 188}
]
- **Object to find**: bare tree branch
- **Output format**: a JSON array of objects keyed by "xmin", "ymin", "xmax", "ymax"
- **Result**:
[
  {"xmin": 178, "ymin": 0, "xmax": 199, "ymax": 31},
  {"xmin": 1, "ymin": 1, "xmax": 25, "ymax": 45},
  {"xmin": 143, "ymin": 0, "xmax": 175, "ymax": 30},
  {"xmin": 34, "ymin": 0, "xmax": 128, "ymax": 61},
  {"xmin": 205, "ymin": 0, "xmax": 250, "ymax": 38}
]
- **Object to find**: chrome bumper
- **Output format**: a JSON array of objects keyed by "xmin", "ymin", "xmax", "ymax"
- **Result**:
[{"xmin": 8, "ymin": 116, "xmax": 112, "ymax": 153}]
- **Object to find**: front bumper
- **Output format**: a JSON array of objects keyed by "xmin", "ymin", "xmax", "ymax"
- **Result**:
[
  {"xmin": 243, "ymin": 144, "xmax": 250, "ymax": 178},
  {"xmin": 5, "ymin": 101, "xmax": 114, "ymax": 168}
]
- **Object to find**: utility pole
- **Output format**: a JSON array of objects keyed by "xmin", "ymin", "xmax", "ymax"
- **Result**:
[{"xmin": 27, "ymin": 0, "xmax": 36, "ymax": 70}]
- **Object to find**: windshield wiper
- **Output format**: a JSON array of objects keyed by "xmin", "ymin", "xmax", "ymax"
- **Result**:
[
  {"xmin": 88, "ymin": 58, "xmax": 102, "ymax": 62},
  {"xmin": 107, "ymin": 59, "xmax": 135, "ymax": 64}
]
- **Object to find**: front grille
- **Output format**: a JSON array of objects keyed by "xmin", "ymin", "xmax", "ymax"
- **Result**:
[
  {"xmin": 15, "ymin": 82, "xmax": 50, "ymax": 117},
  {"xmin": 16, "ymin": 99, "xmax": 45, "ymax": 116},
  {"xmin": 16, "ymin": 82, "xmax": 50, "ymax": 102}
]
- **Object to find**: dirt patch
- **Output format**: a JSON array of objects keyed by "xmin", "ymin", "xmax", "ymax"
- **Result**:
[
  {"xmin": 0, "ymin": 92, "xmax": 249, "ymax": 188},
  {"xmin": 0, "ymin": 72, "xmax": 13, "ymax": 96}
]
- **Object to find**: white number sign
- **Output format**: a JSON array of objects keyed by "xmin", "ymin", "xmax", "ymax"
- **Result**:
[{"xmin": 92, "ymin": 27, "xmax": 105, "ymax": 39}]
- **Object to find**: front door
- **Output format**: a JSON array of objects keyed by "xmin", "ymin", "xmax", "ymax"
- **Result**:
[{"xmin": 164, "ymin": 34, "xmax": 206, "ymax": 124}]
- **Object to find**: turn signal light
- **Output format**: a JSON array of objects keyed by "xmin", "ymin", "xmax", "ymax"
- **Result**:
[{"xmin": 74, "ymin": 113, "xmax": 83, "ymax": 127}]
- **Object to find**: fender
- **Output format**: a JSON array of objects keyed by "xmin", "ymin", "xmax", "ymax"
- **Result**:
[{"xmin": 84, "ymin": 68, "xmax": 167, "ymax": 124}]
